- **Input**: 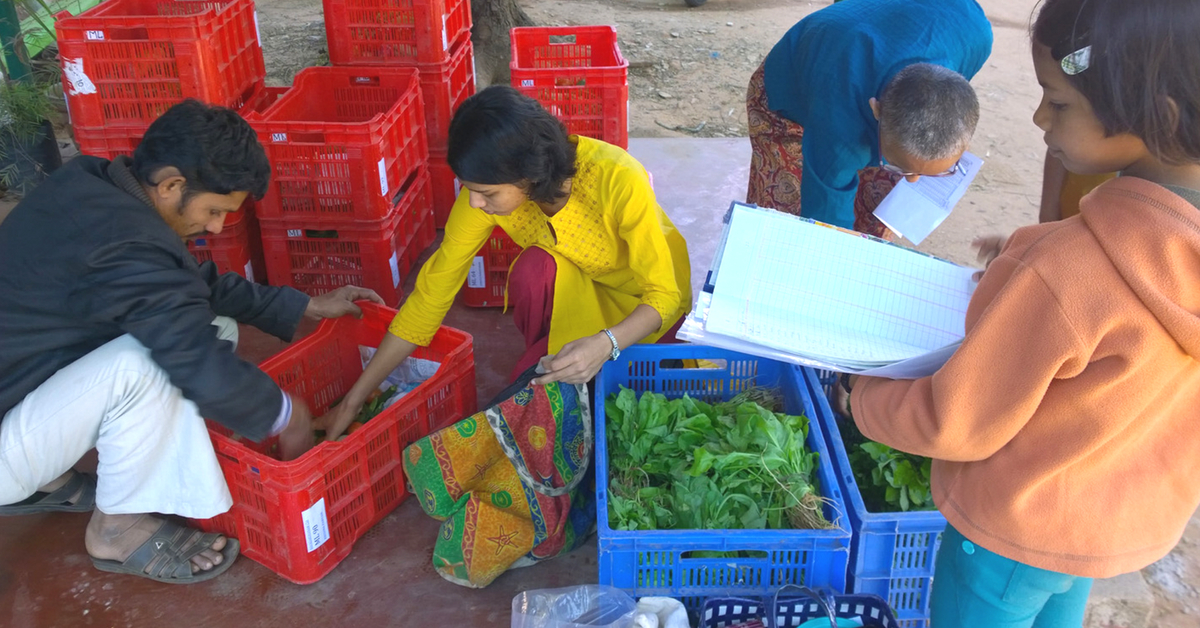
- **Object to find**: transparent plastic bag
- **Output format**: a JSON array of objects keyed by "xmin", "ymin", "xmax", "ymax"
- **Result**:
[{"xmin": 512, "ymin": 585, "xmax": 638, "ymax": 628}]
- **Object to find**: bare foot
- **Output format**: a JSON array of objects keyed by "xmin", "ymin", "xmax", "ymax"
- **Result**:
[
  {"xmin": 85, "ymin": 511, "xmax": 228, "ymax": 574},
  {"xmin": 37, "ymin": 470, "xmax": 85, "ymax": 504}
]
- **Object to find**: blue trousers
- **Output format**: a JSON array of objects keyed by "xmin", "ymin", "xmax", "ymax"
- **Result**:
[{"xmin": 930, "ymin": 524, "xmax": 1094, "ymax": 628}]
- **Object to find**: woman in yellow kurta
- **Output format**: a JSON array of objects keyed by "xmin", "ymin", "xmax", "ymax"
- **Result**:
[{"xmin": 320, "ymin": 86, "xmax": 691, "ymax": 439}]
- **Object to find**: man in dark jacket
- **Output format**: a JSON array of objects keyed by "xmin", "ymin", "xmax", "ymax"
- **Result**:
[{"xmin": 0, "ymin": 100, "xmax": 382, "ymax": 583}]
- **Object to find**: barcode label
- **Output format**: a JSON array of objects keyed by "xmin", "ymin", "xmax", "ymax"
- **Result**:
[
  {"xmin": 467, "ymin": 256, "xmax": 486, "ymax": 289},
  {"xmin": 301, "ymin": 498, "xmax": 330, "ymax": 553},
  {"xmin": 85, "ymin": 31, "xmax": 104, "ymax": 40}
]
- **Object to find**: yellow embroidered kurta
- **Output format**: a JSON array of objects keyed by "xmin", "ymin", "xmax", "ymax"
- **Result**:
[{"xmin": 388, "ymin": 136, "xmax": 692, "ymax": 354}]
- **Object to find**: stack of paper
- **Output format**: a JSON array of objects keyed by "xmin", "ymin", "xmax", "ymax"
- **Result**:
[{"xmin": 678, "ymin": 203, "xmax": 978, "ymax": 379}]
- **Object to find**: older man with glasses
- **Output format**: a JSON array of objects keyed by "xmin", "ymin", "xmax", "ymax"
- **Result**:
[{"xmin": 746, "ymin": 0, "xmax": 993, "ymax": 239}]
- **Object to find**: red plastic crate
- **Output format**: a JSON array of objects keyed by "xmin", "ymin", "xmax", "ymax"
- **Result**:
[
  {"xmin": 417, "ymin": 32, "xmax": 476, "ymax": 153},
  {"xmin": 260, "ymin": 167, "xmax": 436, "ymax": 306},
  {"xmin": 427, "ymin": 148, "xmax": 462, "ymax": 229},
  {"xmin": 187, "ymin": 198, "xmax": 264, "ymax": 280},
  {"xmin": 73, "ymin": 85, "xmax": 288, "ymax": 160},
  {"xmin": 461, "ymin": 227, "xmax": 522, "ymax": 308},
  {"xmin": 509, "ymin": 26, "xmax": 629, "ymax": 149},
  {"xmin": 195, "ymin": 304, "xmax": 477, "ymax": 584},
  {"xmin": 55, "ymin": 0, "xmax": 266, "ymax": 131},
  {"xmin": 253, "ymin": 66, "xmax": 429, "ymax": 222},
  {"xmin": 323, "ymin": 0, "xmax": 472, "ymax": 66}
]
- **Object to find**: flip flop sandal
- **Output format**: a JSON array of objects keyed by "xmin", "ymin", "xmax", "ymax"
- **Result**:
[
  {"xmin": 0, "ymin": 471, "xmax": 96, "ymax": 515},
  {"xmin": 90, "ymin": 518, "xmax": 240, "ymax": 584}
]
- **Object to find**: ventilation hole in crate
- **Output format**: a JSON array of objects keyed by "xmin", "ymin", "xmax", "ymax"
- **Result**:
[{"xmin": 330, "ymin": 494, "xmax": 368, "ymax": 542}]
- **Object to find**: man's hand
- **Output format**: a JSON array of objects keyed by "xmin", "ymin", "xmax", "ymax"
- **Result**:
[
  {"xmin": 304, "ymin": 286, "xmax": 386, "ymax": 320},
  {"xmin": 971, "ymin": 233, "xmax": 1011, "ymax": 281},
  {"xmin": 315, "ymin": 394, "xmax": 362, "ymax": 442},
  {"xmin": 277, "ymin": 396, "xmax": 315, "ymax": 461},
  {"xmin": 532, "ymin": 333, "xmax": 613, "ymax": 386}
]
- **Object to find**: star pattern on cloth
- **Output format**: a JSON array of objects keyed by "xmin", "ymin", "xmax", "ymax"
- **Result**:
[{"xmin": 487, "ymin": 525, "xmax": 521, "ymax": 556}]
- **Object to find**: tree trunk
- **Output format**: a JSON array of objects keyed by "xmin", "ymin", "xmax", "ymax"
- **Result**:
[{"xmin": 470, "ymin": 0, "xmax": 533, "ymax": 87}]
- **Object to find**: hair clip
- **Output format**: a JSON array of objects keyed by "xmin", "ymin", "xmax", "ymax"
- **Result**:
[{"xmin": 1061, "ymin": 45, "xmax": 1091, "ymax": 76}]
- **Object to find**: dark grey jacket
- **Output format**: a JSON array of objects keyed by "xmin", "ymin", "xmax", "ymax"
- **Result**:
[{"xmin": 0, "ymin": 156, "xmax": 308, "ymax": 440}]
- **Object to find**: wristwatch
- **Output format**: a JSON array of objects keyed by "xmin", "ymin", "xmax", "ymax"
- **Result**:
[
  {"xmin": 839, "ymin": 372, "xmax": 854, "ymax": 394},
  {"xmin": 601, "ymin": 329, "xmax": 621, "ymax": 361}
]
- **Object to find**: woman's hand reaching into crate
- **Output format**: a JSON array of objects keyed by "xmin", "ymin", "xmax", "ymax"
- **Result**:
[{"xmin": 304, "ymin": 285, "xmax": 386, "ymax": 320}]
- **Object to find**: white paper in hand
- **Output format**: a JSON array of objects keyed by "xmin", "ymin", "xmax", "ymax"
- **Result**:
[{"xmin": 874, "ymin": 151, "xmax": 983, "ymax": 244}]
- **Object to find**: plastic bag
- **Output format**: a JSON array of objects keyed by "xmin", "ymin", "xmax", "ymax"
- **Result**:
[{"xmin": 512, "ymin": 586, "xmax": 638, "ymax": 628}]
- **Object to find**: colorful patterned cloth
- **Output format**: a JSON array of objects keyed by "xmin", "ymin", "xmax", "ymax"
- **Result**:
[
  {"xmin": 402, "ymin": 377, "xmax": 594, "ymax": 588},
  {"xmin": 746, "ymin": 62, "xmax": 900, "ymax": 240}
]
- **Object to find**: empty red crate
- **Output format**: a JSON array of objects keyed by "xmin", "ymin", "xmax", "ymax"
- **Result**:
[
  {"xmin": 74, "ymin": 85, "xmax": 288, "ymax": 160},
  {"xmin": 418, "ymin": 32, "xmax": 476, "ymax": 153},
  {"xmin": 324, "ymin": 0, "xmax": 472, "ymax": 66},
  {"xmin": 509, "ymin": 26, "xmax": 629, "ymax": 149},
  {"xmin": 253, "ymin": 66, "xmax": 428, "ymax": 222},
  {"xmin": 260, "ymin": 167, "xmax": 435, "ymax": 306},
  {"xmin": 195, "ymin": 303, "xmax": 477, "ymax": 584},
  {"xmin": 461, "ymin": 227, "xmax": 522, "ymax": 308},
  {"xmin": 187, "ymin": 199, "xmax": 265, "ymax": 281},
  {"xmin": 55, "ymin": 0, "xmax": 266, "ymax": 131},
  {"xmin": 428, "ymin": 149, "xmax": 461, "ymax": 228}
]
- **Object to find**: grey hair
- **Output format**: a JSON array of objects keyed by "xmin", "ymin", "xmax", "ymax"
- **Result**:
[{"xmin": 879, "ymin": 63, "xmax": 980, "ymax": 161}]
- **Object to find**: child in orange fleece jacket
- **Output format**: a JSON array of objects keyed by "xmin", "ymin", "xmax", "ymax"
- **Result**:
[{"xmin": 844, "ymin": 1, "xmax": 1200, "ymax": 626}]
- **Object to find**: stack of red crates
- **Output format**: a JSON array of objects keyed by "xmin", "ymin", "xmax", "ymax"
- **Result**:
[
  {"xmin": 458, "ymin": 26, "xmax": 632, "ymax": 308},
  {"xmin": 55, "ymin": 0, "xmax": 274, "ymax": 282},
  {"xmin": 252, "ymin": 67, "xmax": 434, "ymax": 307},
  {"xmin": 323, "ymin": 0, "xmax": 477, "ymax": 228}
]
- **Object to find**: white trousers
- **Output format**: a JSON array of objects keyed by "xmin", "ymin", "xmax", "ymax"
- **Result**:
[{"xmin": 0, "ymin": 319, "xmax": 236, "ymax": 518}]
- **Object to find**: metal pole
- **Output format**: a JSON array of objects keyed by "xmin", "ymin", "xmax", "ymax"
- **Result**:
[{"xmin": 0, "ymin": 0, "xmax": 32, "ymax": 82}]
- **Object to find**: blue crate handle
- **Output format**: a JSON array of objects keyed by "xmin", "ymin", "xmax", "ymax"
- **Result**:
[{"xmin": 768, "ymin": 585, "xmax": 837, "ymax": 628}]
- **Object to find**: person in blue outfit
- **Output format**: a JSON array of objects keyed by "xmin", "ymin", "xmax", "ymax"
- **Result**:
[{"xmin": 745, "ymin": 0, "xmax": 993, "ymax": 238}]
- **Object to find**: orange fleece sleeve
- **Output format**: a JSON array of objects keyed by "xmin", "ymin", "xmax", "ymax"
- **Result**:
[{"xmin": 849, "ymin": 257, "xmax": 1089, "ymax": 462}]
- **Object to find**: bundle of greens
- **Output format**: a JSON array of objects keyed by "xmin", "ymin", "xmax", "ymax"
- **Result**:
[
  {"xmin": 837, "ymin": 414, "xmax": 934, "ymax": 513},
  {"xmin": 605, "ymin": 386, "xmax": 835, "ymax": 532}
]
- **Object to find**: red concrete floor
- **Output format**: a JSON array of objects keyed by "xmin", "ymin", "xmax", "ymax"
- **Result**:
[{"xmin": 0, "ymin": 139, "xmax": 747, "ymax": 628}]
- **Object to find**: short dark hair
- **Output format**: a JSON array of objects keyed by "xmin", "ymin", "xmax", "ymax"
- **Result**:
[
  {"xmin": 879, "ymin": 63, "xmax": 980, "ymax": 160},
  {"xmin": 447, "ymin": 85, "xmax": 577, "ymax": 205},
  {"xmin": 132, "ymin": 99, "xmax": 271, "ymax": 199},
  {"xmin": 1034, "ymin": 0, "xmax": 1200, "ymax": 165}
]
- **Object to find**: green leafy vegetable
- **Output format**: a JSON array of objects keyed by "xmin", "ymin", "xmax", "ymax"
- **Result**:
[
  {"xmin": 605, "ymin": 387, "xmax": 835, "ymax": 533},
  {"xmin": 837, "ymin": 413, "xmax": 934, "ymax": 513}
]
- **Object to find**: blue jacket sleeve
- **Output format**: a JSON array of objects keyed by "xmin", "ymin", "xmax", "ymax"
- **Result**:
[{"xmin": 197, "ymin": 261, "xmax": 310, "ymax": 341}]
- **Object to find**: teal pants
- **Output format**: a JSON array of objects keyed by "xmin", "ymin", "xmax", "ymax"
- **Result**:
[{"xmin": 930, "ymin": 524, "xmax": 1094, "ymax": 628}]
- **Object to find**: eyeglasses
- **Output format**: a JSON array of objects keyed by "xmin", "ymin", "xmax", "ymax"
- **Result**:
[{"xmin": 878, "ymin": 134, "xmax": 964, "ymax": 178}]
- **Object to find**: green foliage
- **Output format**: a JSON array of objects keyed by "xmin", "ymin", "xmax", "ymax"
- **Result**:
[
  {"xmin": 605, "ymin": 387, "xmax": 835, "ymax": 533},
  {"xmin": 838, "ymin": 415, "xmax": 935, "ymax": 513}
]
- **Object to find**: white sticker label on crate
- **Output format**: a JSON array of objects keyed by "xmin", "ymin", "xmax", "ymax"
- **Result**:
[
  {"xmin": 85, "ymin": 30, "xmax": 105, "ymax": 41},
  {"xmin": 253, "ymin": 11, "xmax": 262, "ymax": 47},
  {"xmin": 377, "ymin": 158, "xmax": 389, "ymax": 197},
  {"xmin": 467, "ymin": 256, "xmax": 486, "ymax": 289},
  {"xmin": 244, "ymin": 260, "xmax": 255, "ymax": 283},
  {"xmin": 272, "ymin": 132, "xmax": 288, "ymax": 143},
  {"xmin": 63, "ymin": 58, "xmax": 96, "ymax": 96},
  {"xmin": 301, "ymin": 498, "xmax": 331, "ymax": 553},
  {"xmin": 389, "ymin": 250, "xmax": 400, "ymax": 288},
  {"xmin": 442, "ymin": 14, "xmax": 450, "ymax": 51},
  {"xmin": 302, "ymin": 499, "xmax": 331, "ymax": 552},
  {"xmin": 521, "ymin": 79, "xmax": 533, "ymax": 88},
  {"xmin": 287, "ymin": 229, "xmax": 303, "ymax": 238}
]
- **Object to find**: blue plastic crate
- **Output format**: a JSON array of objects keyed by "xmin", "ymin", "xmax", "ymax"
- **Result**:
[
  {"xmin": 594, "ymin": 345, "xmax": 852, "ymax": 614},
  {"xmin": 803, "ymin": 369, "xmax": 947, "ymax": 628}
]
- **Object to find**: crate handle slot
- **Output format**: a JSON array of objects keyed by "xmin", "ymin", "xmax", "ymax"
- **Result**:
[
  {"xmin": 548, "ymin": 34, "xmax": 577, "ymax": 45},
  {"xmin": 679, "ymin": 549, "xmax": 769, "ymax": 560},
  {"xmin": 656, "ymin": 359, "xmax": 729, "ymax": 371},
  {"xmin": 390, "ymin": 168, "xmax": 421, "ymax": 206},
  {"xmin": 304, "ymin": 229, "xmax": 341, "ymax": 239}
]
